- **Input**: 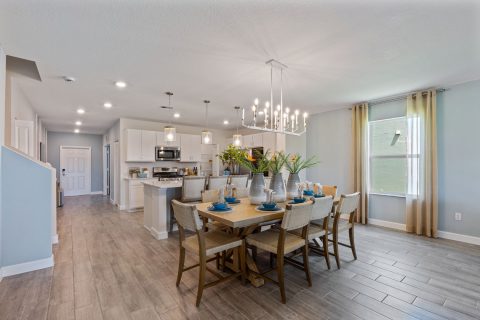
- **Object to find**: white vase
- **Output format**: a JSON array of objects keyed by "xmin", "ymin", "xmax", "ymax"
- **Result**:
[
  {"xmin": 286, "ymin": 173, "xmax": 300, "ymax": 199},
  {"xmin": 269, "ymin": 173, "xmax": 286, "ymax": 202},
  {"xmin": 249, "ymin": 173, "xmax": 266, "ymax": 204}
]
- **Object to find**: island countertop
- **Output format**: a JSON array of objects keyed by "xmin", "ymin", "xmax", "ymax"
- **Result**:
[{"xmin": 142, "ymin": 180, "xmax": 182, "ymax": 189}]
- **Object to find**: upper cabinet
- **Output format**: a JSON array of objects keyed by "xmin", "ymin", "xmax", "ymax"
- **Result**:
[
  {"xmin": 156, "ymin": 131, "xmax": 180, "ymax": 147},
  {"xmin": 125, "ymin": 129, "xmax": 156, "ymax": 162},
  {"xmin": 180, "ymin": 134, "xmax": 201, "ymax": 162}
]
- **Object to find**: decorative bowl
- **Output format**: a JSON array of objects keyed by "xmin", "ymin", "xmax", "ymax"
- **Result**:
[
  {"xmin": 293, "ymin": 197, "xmax": 306, "ymax": 204},
  {"xmin": 303, "ymin": 190, "xmax": 314, "ymax": 196},
  {"xmin": 212, "ymin": 202, "xmax": 228, "ymax": 210},
  {"xmin": 225, "ymin": 196, "xmax": 236, "ymax": 203},
  {"xmin": 261, "ymin": 202, "xmax": 277, "ymax": 210}
]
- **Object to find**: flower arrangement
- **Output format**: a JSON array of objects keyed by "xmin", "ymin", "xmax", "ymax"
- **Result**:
[
  {"xmin": 217, "ymin": 144, "xmax": 246, "ymax": 172},
  {"xmin": 236, "ymin": 149, "xmax": 271, "ymax": 174},
  {"xmin": 285, "ymin": 153, "xmax": 319, "ymax": 174},
  {"xmin": 269, "ymin": 151, "xmax": 288, "ymax": 174}
]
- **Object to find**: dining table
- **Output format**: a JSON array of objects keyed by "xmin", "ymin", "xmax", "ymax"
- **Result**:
[{"xmin": 196, "ymin": 196, "xmax": 340, "ymax": 287}]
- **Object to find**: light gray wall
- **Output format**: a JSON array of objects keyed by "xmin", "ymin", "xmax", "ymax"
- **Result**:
[
  {"xmin": 369, "ymin": 194, "xmax": 405, "ymax": 224},
  {"xmin": 1, "ymin": 147, "xmax": 52, "ymax": 266},
  {"xmin": 306, "ymin": 108, "xmax": 354, "ymax": 195},
  {"xmin": 437, "ymin": 80, "xmax": 480, "ymax": 237},
  {"xmin": 47, "ymin": 132, "xmax": 104, "ymax": 192},
  {"xmin": 0, "ymin": 47, "xmax": 6, "ymax": 269},
  {"xmin": 285, "ymin": 134, "xmax": 307, "ymax": 181}
]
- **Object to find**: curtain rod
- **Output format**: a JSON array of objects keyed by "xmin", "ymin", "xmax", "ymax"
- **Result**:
[{"xmin": 368, "ymin": 88, "xmax": 446, "ymax": 107}]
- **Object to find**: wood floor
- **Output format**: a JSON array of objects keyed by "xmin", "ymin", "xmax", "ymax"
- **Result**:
[{"xmin": 1, "ymin": 195, "xmax": 480, "ymax": 320}]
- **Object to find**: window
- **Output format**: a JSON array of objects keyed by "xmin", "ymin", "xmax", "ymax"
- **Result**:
[{"xmin": 369, "ymin": 117, "xmax": 408, "ymax": 195}]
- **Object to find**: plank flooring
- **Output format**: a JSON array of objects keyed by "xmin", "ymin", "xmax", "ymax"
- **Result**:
[{"xmin": 1, "ymin": 195, "xmax": 480, "ymax": 319}]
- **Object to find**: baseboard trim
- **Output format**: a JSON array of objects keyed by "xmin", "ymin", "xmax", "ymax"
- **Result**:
[
  {"xmin": 150, "ymin": 227, "xmax": 168, "ymax": 240},
  {"xmin": 369, "ymin": 218, "xmax": 406, "ymax": 232},
  {"xmin": 52, "ymin": 234, "xmax": 59, "ymax": 244},
  {"xmin": 437, "ymin": 230, "xmax": 480, "ymax": 246},
  {"xmin": 90, "ymin": 191, "xmax": 103, "ymax": 195},
  {"xmin": 1, "ymin": 255, "xmax": 54, "ymax": 278}
]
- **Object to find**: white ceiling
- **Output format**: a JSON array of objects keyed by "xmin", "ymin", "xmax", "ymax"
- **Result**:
[{"xmin": 1, "ymin": 0, "xmax": 479, "ymax": 134}]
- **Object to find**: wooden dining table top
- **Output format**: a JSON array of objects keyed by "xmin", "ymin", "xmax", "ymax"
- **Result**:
[{"xmin": 196, "ymin": 196, "xmax": 340, "ymax": 229}]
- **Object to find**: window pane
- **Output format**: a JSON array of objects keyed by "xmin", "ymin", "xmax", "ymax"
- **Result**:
[
  {"xmin": 369, "ymin": 117, "xmax": 407, "ymax": 156},
  {"xmin": 370, "ymin": 157, "xmax": 407, "ymax": 194}
]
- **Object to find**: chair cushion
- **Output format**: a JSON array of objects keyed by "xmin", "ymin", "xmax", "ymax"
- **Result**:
[
  {"xmin": 328, "ymin": 219, "xmax": 352, "ymax": 232},
  {"xmin": 182, "ymin": 231, "xmax": 242, "ymax": 256},
  {"xmin": 289, "ymin": 223, "xmax": 326, "ymax": 241},
  {"xmin": 246, "ymin": 229, "xmax": 305, "ymax": 254}
]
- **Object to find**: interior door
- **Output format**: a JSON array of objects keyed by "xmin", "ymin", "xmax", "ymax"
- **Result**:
[
  {"xmin": 14, "ymin": 119, "xmax": 34, "ymax": 157},
  {"xmin": 60, "ymin": 146, "xmax": 91, "ymax": 196}
]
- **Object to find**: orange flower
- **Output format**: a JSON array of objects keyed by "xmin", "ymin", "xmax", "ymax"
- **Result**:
[{"xmin": 246, "ymin": 155, "xmax": 255, "ymax": 162}]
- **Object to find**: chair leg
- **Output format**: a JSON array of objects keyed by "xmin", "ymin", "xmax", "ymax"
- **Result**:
[
  {"xmin": 277, "ymin": 255, "xmax": 286, "ymax": 304},
  {"xmin": 322, "ymin": 235, "xmax": 331, "ymax": 270},
  {"xmin": 196, "ymin": 254, "xmax": 207, "ymax": 307},
  {"xmin": 349, "ymin": 227, "xmax": 357, "ymax": 260},
  {"xmin": 176, "ymin": 247, "xmax": 185, "ymax": 286},
  {"xmin": 216, "ymin": 252, "xmax": 220, "ymax": 270},
  {"xmin": 302, "ymin": 245, "xmax": 312, "ymax": 287},
  {"xmin": 240, "ymin": 243, "xmax": 246, "ymax": 285},
  {"xmin": 333, "ymin": 231, "xmax": 340, "ymax": 269}
]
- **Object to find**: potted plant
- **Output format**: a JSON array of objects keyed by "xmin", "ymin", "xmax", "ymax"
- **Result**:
[
  {"xmin": 217, "ymin": 144, "xmax": 245, "ymax": 175},
  {"xmin": 285, "ymin": 154, "xmax": 319, "ymax": 199},
  {"xmin": 236, "ymin": 149, "xmax": 270, "ymax": 204},
  {"xmin": 268, "ymin": 152, "xmax": 288, "ymax": 202}
]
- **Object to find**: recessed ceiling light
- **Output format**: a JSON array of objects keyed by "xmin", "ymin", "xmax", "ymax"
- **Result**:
[
  {"xmin": 63, "ymin": 76, "xmax": 76, "ymax": 82},
  {"xmin": 173, "ymin": 112, "xmax": 180, "ymax": 118},
  {"xmin": 74, "ymin": 129, "xmax": 80, "ymax": 133},
  {"xmin": 115, "ymin": 81, "xmax": 127, "ymax": 88},
  {"xmin": 223, "ymin": 120, "xmax": 229, "ymax": 125},
  {"xmin": 77, "ymin": 108, "xmax": 85, "ymax": 114},
  {"xmin": 75, "ymin": 121, "xmax": 82, "ymax": 126},
  {"xmin": 104, "ymin": 102, "xmax": 113, "ymax": 108}
]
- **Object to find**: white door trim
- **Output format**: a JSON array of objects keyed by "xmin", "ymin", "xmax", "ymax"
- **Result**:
[
  {"xmin": 60, "ymin": 146, "xmax": 92, "ymax": 196},
  {"xmin": 13, "ymin": 119, "xmax": 34, "ymax": 157}
]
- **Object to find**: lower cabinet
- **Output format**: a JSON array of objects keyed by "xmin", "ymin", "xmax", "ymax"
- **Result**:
[{"xmin": 126, "ymin": 179, "xmax": 156, "ymax": 212}]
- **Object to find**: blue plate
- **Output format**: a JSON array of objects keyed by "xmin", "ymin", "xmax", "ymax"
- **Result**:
[
  {"xmin": 256, "ymin": 206, "xmax": 282, "ymax": 212},
  {"xmin": 208, "ymin": 206, "xmax": 232, "ymax": 212},
  {"xmin": 303, "ymin": 190, "xmax": 314, "ymax": 196},
  {"xmin": 313, "ymin": 194, "xmax": 325, "ymax": 198},
  {"xmin": 226, "ymin": 199, "xmax": 241, "ymax": 204}
]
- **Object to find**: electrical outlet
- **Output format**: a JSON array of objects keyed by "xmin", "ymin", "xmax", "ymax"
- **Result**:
[{"xmin": 455, "ymin": 212, "xmax": 462, "ymax": 221}]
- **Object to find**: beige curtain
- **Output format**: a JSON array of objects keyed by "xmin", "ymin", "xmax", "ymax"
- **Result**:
[
  {"xmin": 406, "ymin": 90, "xmax": 438, "ymax": 237},
  {"xmin": 352, "ymin": 103, "xmax": 368, "ymax": 224}
]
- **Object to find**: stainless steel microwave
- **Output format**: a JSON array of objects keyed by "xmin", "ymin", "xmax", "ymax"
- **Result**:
[{"xmin": 155, "ymin": 146, "xmax": 181, "ymax": 161}]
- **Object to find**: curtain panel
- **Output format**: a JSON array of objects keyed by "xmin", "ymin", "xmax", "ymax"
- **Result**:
[
  {"xmin": 406, "ymin": 90, "xmax": 438, "ymax": 237},
  {"xmin": 352, "ymin": 103, "xmax": 369, "ymax": 224}
]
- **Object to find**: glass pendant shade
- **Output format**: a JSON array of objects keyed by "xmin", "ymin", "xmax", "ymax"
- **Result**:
[
  {"xmin": 233, "ymin": 134, "xmax": 242, "ymax": 147},
  {"xmin": 164, "ymin": 126, "xmax": 176, "ymax": 142},
  {"xmin": 202, "ymin": 130, "xmax": 213, "ymax": 144}
]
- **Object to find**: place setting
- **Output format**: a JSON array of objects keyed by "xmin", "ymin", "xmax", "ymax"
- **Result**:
[{"xmin": 256, "ymin": 189, "xmax": 282, "ymax": 212}]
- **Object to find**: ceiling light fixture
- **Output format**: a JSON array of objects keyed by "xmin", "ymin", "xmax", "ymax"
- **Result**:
[
  {"xmin": 201, "ymin": 100, "xmax": 213, "ymax": 144},
  {"xmin": 163, "ymin": 92, "xmax": 176, "ymax": 142},
  {"xmin": 242, "ymin": 59, "xmax": 307, "ymax": 136},
  {"xmin": 115, "ymin": 81, "xmax": 127, "ymax": 88},
  {"xmin": 104, "ymin": 102, "xmax": 112, "ymax": 108},
  {"xmin": 223, "ymin": 120, "xmax": 229, "ymax": 125},
  {"xmin": 74, "ymin": 129, "xmax": 80, "ymax": 133},
  {"xmin": 233, "ymin": 106, "xmax": 242, "ymax": 147},
  {"xmin": 77, "ymin": 108, "xmax": 85, "ymax": 114},
  {"xmin": 75, "ymin": 121, "xmax": 82, "ymax": 126},
  {"xmin": 173, "ymin": 112, "xmax": 180, "ymax": 118},
  {"xmin": 63, "ymin": 76, "xmax": 76, "ymax": 82}
]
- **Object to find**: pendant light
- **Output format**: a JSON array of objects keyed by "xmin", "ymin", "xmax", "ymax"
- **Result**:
[
  {"xmin": 201, "ymin": 100, "xmax": 213, "ymax": 144},
  {"xmin": 164, "ymin": 92, "xmax": 176, "ymax": 142},
  {"xmin": 233, "ymin": 106, "xmax": 242, "ymax": 147}
]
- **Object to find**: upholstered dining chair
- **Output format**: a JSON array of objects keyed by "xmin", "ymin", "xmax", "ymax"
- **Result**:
[
  {"xmin": 328, "ymin": 192, "xmax": 360, "ymax": 269},
  {"xmin": 322, "ymin": 185, "xmax": 338, "ymax": 198},
  {"xmin": 181, "ymin": 176, "xmax": 207, "ymax": 203},
  {"xmin": 289, "ymin": 196, "xmax": 334, "ymax": 269},
  {"xmin": 200, "ymin": 189, "xmax": 228, "ymax": 234},
  {"xmin": 172, "ymin": 200, "xmax": 245, "ymax": 307},
  {"xmin": 207, "ymin": 176, "xmax": 228, "ymax": 191},
  {"xmin": 246, "ymin": 202, "xmax": 313, "ymax": 303},
  {"xmin": 233, "ymin": 187, "xmax": 249, "ymax": 199},
  {"xmin": 229, "ymin": 174, "xmax": 249, "ymax": 189},
  {"xmin": 201, "ymin": 189, "xmax": 219, "ymax": 203}
]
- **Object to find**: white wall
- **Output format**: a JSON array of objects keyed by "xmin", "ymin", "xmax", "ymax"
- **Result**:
[{"xmin": 0, "ymin": 47, "xmax": 6, "ymax": 274}]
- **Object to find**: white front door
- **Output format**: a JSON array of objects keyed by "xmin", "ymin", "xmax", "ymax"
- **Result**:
[
  {"xmin": 14, "ymin": 119, "xmax": 34, "ymax": 157},
  {"xmin": 60, "ymin": 146, "xmax": 91, "ymax": 196}
]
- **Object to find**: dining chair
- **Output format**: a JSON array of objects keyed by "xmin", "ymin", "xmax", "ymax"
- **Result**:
[
  {"xmin": 246, "ymin": 202, "xmax": 313, "ymax": 303},
  {"xmin": 172, "ymin": 200, "xmax": 246, "ymax": 307},
  {"xmin": 322, "ymin": 185, "xmax": 338, "ymax": 198},
  {"xmin": 181, "ymin": 176, "xmax": 207, "ymax": 202},
  {"xmin": 233, "ymin": 187, "xmax": 249, "ymax": 198},
  {"xmin": 201, "ymin": 189, "xmax": 220, "ymax": 203},
  {"xmin": 229, "ymin": 174, "xmax": 249, "ymax": 188},
  {"xmin": 328, "ymin": 192, "xmax": 360, "ymax": 269},
  {"xmin": 289, "ymin": 196, "xmax": 334, "ymax": 269},
  {"xmin": 200, "ymin": 189, "xmax": 228, "ymax": 235},
  {"xmin": 207, "ymin": 176, "xmax": 229, "ymax": 191}
]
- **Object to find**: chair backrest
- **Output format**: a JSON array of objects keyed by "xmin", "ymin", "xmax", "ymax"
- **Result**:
[
  {"xmin": 311, "ymin": 196, "xmax": 334, "ymax": 221},
  {"xmin": 322, "ymin": 185, "xmax": 338, "ymax": 198},
  {"xmin": 234, "ymin": 187, "xmax": 249, "ymax": 198},
  {"xmin": 336, "ymin": 192, "xmax": 361, "ymax": 221},
  {"xmin": 207, "ymin": 176, "xmax": 228, "ymax": 190},
  {"xmin": 201, "ymin": 189, "xmax": 219, "ymax": 203},
  {"xmin": 229, "ymin": 175, "xmax": 249, "ymax": 188},
  {"xmin": 171, "ymin": 200, "xmax": 202, "ymax": 232},
  {"xmin": 281, "ymin": 202, "xmax": 312, "ymax": 231},
  {"xmin": 182, "ymin": 176, "xmax": 207, "ymax": 202}
]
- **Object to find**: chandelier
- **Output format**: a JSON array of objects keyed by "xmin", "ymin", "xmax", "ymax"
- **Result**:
[{"xmin": 242, "ymin": 59, "xmax": 308, "ymax": 136}]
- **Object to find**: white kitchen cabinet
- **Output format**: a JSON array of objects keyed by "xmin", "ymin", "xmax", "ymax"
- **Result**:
[
  {"xmin": 156, "ymin": 131, "xmax": 180, "ymax": 147},
  {"xmin": 125, "ymin": 129, "xmax": 156, "ymax": 162},
  {"xmin": 125, "ymin": 178, "xmax": 156, "ymax": 212},
  {"xmin": 180, "ymin": 134, "xmax": 201, "ymax": 162}
]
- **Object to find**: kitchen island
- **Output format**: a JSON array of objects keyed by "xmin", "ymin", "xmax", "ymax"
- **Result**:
[{"xmin": 143, "ymin": 180, "xmax": 182, "ymax": 240}]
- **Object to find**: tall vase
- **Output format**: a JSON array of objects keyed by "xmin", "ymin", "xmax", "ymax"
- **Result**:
[
  {"xmin": 286, "ymin": 173, "xmax": 300, "ymax": 199},
  {"xmin": 249, "ymin": 173, "xmax": 266, "ymax": 204},
  {"xmin": 269, "ymin": 173, "xmax": 286, "ymax": 202}
]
